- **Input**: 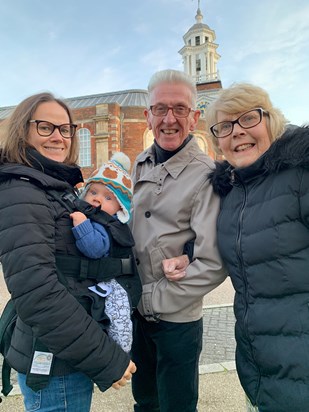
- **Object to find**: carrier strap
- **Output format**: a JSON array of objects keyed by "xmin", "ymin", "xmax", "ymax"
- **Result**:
[
  {"xmin": 55, "ymin": 254, "xmax": 134, "ymax": 281},
  {"xmin": 0, "ymin": 299, "xmax": 16, "ymax": 396},
  {"xmin": 1, "ymin": 359, "xmax": 13, "ymax": 397}
]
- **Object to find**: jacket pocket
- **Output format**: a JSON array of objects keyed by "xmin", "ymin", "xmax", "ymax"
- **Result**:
[{"xmin": 150, "ymin": 248, "xmax": 166, "ymax": 281}]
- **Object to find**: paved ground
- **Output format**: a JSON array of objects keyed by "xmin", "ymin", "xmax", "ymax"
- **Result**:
[{"xmin": 0, "ymin": 265, "xmax": 247, "ymax": 411}]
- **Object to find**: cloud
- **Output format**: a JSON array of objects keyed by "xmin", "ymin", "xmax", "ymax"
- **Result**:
[
  {"xmin": 0, "ymin": 0, "xmax": 308, "ymax": 127},
  {"xmin": 133, "ymin": 22, "xmax": 149, "ymax": 35},
  {"xmin": 140, "ymin": 48, "xmax": 182, "ymax": 71},
  {"xmin": 220, "ymin": 3, "xmax": 309, "ymax": 92}
]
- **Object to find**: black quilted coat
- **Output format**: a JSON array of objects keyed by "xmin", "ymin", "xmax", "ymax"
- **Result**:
[
  {"xmin": 209, "ymin": 126, "xmax": 309, "ymax": 412},
  {"xmin": 0, "ymin": 148, "xmax": 130, "ymax": 392}
]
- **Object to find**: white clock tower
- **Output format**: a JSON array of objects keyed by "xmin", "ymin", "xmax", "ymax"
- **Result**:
[{"xmin": 179, "ymin": 1, "xmax": 220, "ymax": 85}]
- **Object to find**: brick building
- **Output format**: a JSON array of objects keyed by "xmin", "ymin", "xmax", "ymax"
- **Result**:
[{"xmin": 0, "ymin": 3, "xmax": 223, "ymax": 179}]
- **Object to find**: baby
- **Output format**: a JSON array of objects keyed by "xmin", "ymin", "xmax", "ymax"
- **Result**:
[{"xmin": 71, "ymin": 152, "xmax": 137, "ymax": 352}]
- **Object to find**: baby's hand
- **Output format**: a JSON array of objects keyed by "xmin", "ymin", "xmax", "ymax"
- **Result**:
[
  {"xmin": 162, "ymin": 255, "xmax": 189, "ymax": 281},
  {"xmin": 70, "ymin": 211, "xmax": 87, "ymax": 227}
]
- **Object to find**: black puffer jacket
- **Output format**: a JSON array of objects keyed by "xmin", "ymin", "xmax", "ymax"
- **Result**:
[
  {"xmin": 209, "ymin": 126, "xmax": 309, "ymax": 412},
  {"xmin": 0, "ymin": 149, "xmax": 130, "ymax": 392}
]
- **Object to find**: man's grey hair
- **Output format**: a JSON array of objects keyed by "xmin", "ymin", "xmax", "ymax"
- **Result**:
[{"xmin": 147, "ymin": 69, "xmax": 197, "ymax": 108}]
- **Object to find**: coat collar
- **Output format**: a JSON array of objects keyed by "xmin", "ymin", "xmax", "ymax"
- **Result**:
[
  {"xmin": 0, "ymin": 148, "xmax": 83, "ymax": 189},
  {"xmin": 136, "ymin": 136, "xmax": 203, "ymax": 179}
]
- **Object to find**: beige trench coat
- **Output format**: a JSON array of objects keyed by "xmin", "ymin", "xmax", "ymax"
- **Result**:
[{"xmin": 131, "ymin": 137, "xmax": 227, "ymax": 322}]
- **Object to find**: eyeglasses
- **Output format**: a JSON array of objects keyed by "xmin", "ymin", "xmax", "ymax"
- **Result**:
[
  {"xmin": 29, "ymin": 120, "xmax": 77, "ymax": 139},
  {"xmin": 210, "ymin": 108, "xmax": 268, "ymax": 139},
  {"xmin": 149, "ymin": 104, "xmax": 193, "ymax": 118}
]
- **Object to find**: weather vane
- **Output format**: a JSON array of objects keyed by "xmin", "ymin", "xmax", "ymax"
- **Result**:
[{"xmin": 192, "ymin": 0, "xmax": 201, "ymax": 10}]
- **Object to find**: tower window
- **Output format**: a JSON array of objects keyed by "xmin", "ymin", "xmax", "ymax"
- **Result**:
[
  {"xmin": 196, "ymin": 59, "xmax": 201, "ymax": 71},
  {"xmin": 195, "ymin": 36, "xmax": 200, "ymax": 46}
]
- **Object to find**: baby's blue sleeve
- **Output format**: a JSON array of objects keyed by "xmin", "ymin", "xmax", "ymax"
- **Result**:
[{"xmin": 72, "ymin": 219, "xmax": 110, "ymax": 259}]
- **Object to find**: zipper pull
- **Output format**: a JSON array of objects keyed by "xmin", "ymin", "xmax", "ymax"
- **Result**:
[{"xmin": 230, "ymin": 169, "xmax": 235, "ymax": 185}]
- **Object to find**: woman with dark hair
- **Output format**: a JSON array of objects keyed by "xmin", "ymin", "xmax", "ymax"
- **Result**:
[{"xmin": 0, "ymin": 92, "xmax": 136, "ymax": 411}]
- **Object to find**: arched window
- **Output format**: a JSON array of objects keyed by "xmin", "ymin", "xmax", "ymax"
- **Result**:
[
  {"xmin": 143, "ymin": 128, "xmax": 154, "ymax": 149},
  {"xmin": 195, "ymin": 134, "xmax": 209, "ymax": 154},
  {"xmin": 77, "ymin": 128, "xmax": 91, "ymax": 167}
]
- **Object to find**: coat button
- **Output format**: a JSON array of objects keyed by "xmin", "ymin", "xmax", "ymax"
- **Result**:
[{"xmin": 145, "ymin": 211, "xmax": 151, "ymax": 218}]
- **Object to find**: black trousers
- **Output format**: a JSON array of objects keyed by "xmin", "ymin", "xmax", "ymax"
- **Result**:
[{"xmin": 131, "ymin": 310, "xmax": 203, "ymax": 412}]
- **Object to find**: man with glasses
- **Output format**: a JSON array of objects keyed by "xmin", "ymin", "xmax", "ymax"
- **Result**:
[{"xmin": 130, "ymin": 69, "xmax": 227, "ymax": 412}]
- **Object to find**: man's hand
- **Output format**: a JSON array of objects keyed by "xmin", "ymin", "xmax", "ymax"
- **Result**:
[
  {"xmin": 112, "ymin": 360, "xmax": 137, "ymax": 390},
  {"xmin": 162, "ymin": 255, "xmax": 190, "ymax": 281}
]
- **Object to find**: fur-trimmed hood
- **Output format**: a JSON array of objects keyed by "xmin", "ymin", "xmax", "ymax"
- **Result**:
[{"xmin": 209, "ymin": 126, "xmax": 309, "ymax": 197}]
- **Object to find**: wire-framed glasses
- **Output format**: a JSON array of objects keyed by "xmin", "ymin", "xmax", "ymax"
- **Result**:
[
  {"xmin": 210, "ymin": 108, "xmax": 268, "ymax": 138},
  {"xmin": 29, "ymin": 120, "xmax": 77, "ymax": 139},
  {"xmin": 150, "ymin": 104, "xmax": 193, "ymax": 118}
]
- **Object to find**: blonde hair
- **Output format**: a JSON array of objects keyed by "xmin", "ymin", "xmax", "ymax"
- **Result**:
[
  {"xmin": 0, "ymin": 92, "xmax": 79, "ymax": 165},
  {"xmin": 147, "ymin": 69, "xmax": 197, "ymax": 108},
  {"xmin": 205, "ymin": 83, "xmax": 288, "ymax": 154}
]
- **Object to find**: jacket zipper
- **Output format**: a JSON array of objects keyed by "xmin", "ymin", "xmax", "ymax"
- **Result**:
[
  {"xmin": 235, "ymin": 178, "xmax": 261, "ymax": 404},
  {"xmin": 235, "ymin": 179, "xmax": 249, "ymax": 335}
]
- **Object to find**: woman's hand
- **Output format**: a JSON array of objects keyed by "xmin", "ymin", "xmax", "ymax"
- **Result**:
[
  {"xmin": 162, "ymin": 255, "xmax": 190, "ymax": 281},
  {"xmin": 112, "ymin": 360, "xmax": 137, "ymax": 390}
]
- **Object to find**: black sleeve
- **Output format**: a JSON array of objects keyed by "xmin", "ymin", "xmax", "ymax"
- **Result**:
[{"xmin": 183, "ymin": 239, "xmax": 194, "ymax": 263}]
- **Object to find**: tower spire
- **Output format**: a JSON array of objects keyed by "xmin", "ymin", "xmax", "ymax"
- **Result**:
[{"xmin": 195, "ymin": 0, "xmax": 203, "ymax": 24}]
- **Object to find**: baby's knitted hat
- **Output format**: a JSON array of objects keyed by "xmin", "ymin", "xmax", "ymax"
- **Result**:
[{"xmin": 85, "ymin": 152, "xmax": 133, "ymax": 223}]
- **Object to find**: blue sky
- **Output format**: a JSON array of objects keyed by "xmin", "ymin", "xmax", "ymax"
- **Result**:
[{"xmin": 0, "ymin": 0, "xmax": 308, "ymax": 125}]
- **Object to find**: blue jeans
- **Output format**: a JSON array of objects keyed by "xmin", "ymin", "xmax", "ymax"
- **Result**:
[
  {"xmin": 132, "ymin": 310, "xmax": 202, "ymax": 412},
  {"xmin": 18, "ymin": 372, "xmax": 93, "ymax": 412}
]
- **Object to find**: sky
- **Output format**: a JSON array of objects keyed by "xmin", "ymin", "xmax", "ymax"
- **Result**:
[{"xmin": 0, "ymin": 0, "xmax": 308, "ymax": 125}]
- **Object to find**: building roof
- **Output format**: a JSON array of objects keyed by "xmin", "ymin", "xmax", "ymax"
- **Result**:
[
  {"xmin": 0, "ymin": 87, "xmax": 220, "ymax": 120},
  {"xmin": 185, "ymin": 22, "xmax": 211, "ymax": 33},
  {"xmin": 0, "ymin": 89, "xmax": 149, "ymax": 120},
  {"xmin": 0, "ymin": 106, "xmax": 14, "ymax": 120},
  {"xmin": 183, "ymin": 7, "xmax": 211, "ymax": 37},
  {"xmin": 65, "ymin": 89, "xmax": 148, "ymax": 109}
]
